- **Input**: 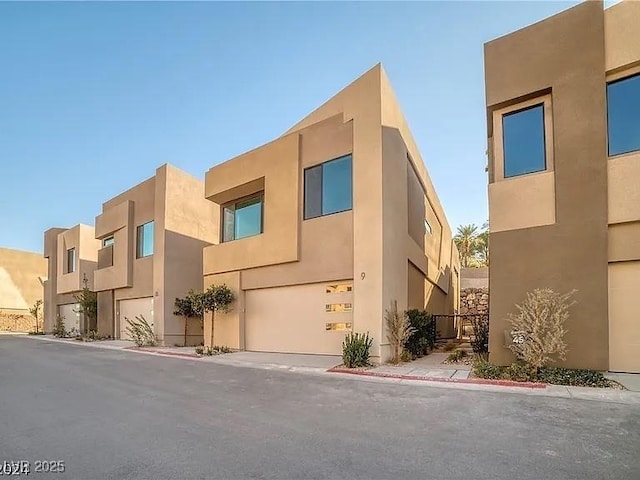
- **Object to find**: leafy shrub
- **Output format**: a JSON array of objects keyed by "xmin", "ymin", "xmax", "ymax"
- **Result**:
[
  {"xmin": 469, "ymin": 315, "xmax": 489, "ymax": 359},
  {"xmin": 400, "ymin": 349, "xmax": 413, "ymax": 363},
  {"xmin": 53, "ymin": 315, "xmax": 66, "ymax": 338},
  {"xmin": 473, "ymin": 359, "xmax": 503, "ymax": 380},
  {"xmin": 504, "ymin": 362, "xmax": 536, "ymax": 382},
  {"xmin": 386, "ymin": 301, "xmax": 415, "ymax": 364},
  {"xmin": 404, "ymin": 309, "xmax": 435, "ymax": 358},
  {"xmin": 447, "ymin": 349, "xmax": 467, "ymax": 363},
  {"xmin": 195, "ymin": 345, "xmax": 204, "ymax": 355},
  {"xmin": 195, "ymin": 345, "xmax": 233, "ymax": 356},
  {"xmin": 125, "ymin": 315, "xmax": 157, "ymax": 347},
  {"xmin": 537, "ymin": 367, "xmax": 614, "ymax": 388},
  {"xmin": 342, "ymin": 332, "xmax": 373, "ymax": 368},
  {"xmin": 508, "ymin": 288, "xmax": 575, "ymax": 370}
]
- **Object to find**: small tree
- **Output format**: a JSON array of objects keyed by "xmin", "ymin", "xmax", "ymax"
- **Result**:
[
  {"xmin": 174, "ymin": 291, "xmax": 199, "ymax": 347},
  {"xmin": 74, "ymin": 274, "xmax": 97, "ymax": 333},
  {"xmin": 201, "ymin": 284, "xmax": 234, "ymax": 347},
  {"xmin": 29, "ymin": 300, "xmax": 43, "ymax": 334},
  {"xmin": 53, "ymin": 314, "xmax": 66, "ymax": 338},
  {"xmin": 508, "ymin": 288, "xmax": 576, "ymax": 371},
  {"xmin": 385, "ymin": 300, "xmax": 415, "ymax": 364}
]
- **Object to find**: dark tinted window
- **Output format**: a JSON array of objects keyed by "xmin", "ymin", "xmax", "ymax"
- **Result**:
[
  {"xmin": 502, "ymin": 104, "xmax": 546, "ymax": 178},
  {"xmin": 304, "ymin": 154, "xmax": 352, "ymax": 219},
  {"xmin": 136, "ymin": 221, "xmax": 154, "ymax": 258},
  {"xmin": 607, "ymin": 74, "xmax": 640, "ymax": 156}
]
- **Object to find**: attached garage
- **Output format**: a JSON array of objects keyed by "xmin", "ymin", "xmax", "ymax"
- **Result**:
[
  {"xmin": 244, "ymin": 282, "xmax": 353, "ymax": 355},
  {"xmin": 58, "ymin": 303, "xmax": 81, "ymax": 334},
  {"xmin": 118, "ymin": 297, "xmax": 154, "ymax": 341},
  {"xmin": 609, "ymin": 262, "xmax": 640, "ymax": 373}
]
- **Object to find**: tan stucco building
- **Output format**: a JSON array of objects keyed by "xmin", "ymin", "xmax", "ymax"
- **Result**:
[
  {"xmin": 93, "ymin": 164, "xmax": 216, "ymax": 345},
  {"xmin": 43, "ymin": 224, "xmax": 100, "ymax": 333},
  {"xmin": 0, "ymin": 247, "xmax": 47, "ymax": 331},
  {"xmin": 485, "ymin": 0, "xmax": 640, "ymax": 372},
  {"xmin": 203, "ymin": 64, "xmax": 460, "ymax": 362}
]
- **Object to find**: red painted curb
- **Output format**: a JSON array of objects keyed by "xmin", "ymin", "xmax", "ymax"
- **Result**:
[{"xmin": 327, "ymin": 367, "xmax": 547, "ymax": 389}]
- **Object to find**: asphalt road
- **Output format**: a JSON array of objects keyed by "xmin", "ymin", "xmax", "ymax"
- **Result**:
[{"xmin": 1, "ymin": 336, "xmax": 639, "ymax": 480}]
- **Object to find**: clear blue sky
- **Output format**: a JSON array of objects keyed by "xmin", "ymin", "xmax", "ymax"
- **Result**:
[{"xmin": 2, "ymin": 1, "xmax": 608, "ymax": 253}]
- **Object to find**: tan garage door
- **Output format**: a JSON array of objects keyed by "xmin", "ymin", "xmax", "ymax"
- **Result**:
[
  {"xmin": 609, "ymin": 262, "xmax": 640, "ymax": 373},
  {"xmin": 244, "ymin": 282, "xmax": 352, "ymax": 355},
  {"xmin": 118, "ymin": 297, "xmax": 154, "ymax": 341},
  {"xmin": 58, "ymin": 303, "xmax": 81, "ymax": 334}
]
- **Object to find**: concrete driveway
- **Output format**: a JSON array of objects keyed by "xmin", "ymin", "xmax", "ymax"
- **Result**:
[{"xmin": 1, "ymin": 336, "xmax": 639, "ymax": 480}]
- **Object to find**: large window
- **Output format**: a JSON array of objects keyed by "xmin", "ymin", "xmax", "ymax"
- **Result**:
[
  {"xmin": 66, "ymin": 248, "xmax": 76, "ymax": 273},
  {"xmin": 222, "ymin": 194, "xmax": 263, "ymax": 242},
  {"xmin": 304, "ymin": 154, "xmax": 353, "ymax": 219},
  {"xmin": 607, "ymin": 73, "xmax": 640, "ymax": 157},
  {"xmin": 502, "ymin": 104, "xmax": 546, "ymax": 178},
  {"xmin": 136, "ymin": 221, "xmax": 154, "ymax": 258}
]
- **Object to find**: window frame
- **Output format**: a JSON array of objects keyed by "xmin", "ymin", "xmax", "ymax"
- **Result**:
[
  {"xmin": 303, "ymin": 154, "xmax": 353, "ymax": 220},
  {"xmin": 221, "ymin": 192, "xmax": 264, "ymax": 243},
  {"xmin": 103, "ymin": 236, "xmax": 114, "ymax": 248},
  {"xmin": 492, "ymin": 94, "xmax": 554, "ymax": 182},
  {"xmin": 136, "ymin": 221, "xmax": 154, "ymax": 259},
  {"xmin": 66, "ymin": 247, "xmax": 76, "ymax": 274},
  {"xmin": 606, "ymin": 66, "xmax": 640, "ymax": 158}
]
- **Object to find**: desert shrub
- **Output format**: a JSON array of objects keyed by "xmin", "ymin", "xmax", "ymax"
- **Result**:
[
  {"xmin": 342, "ymin": 332, "xmax": 373, "ymax": 368},
  {"xmin": 537, "ymin": 367, "xmax": 614, "ymax": 388},
  {"xmin": 400, "ymin": 349, "xmax": 413, "ymax": 363},
  {"xmin": 386, "ymin": 300, "xmax": 415, "ymax": 364},
  {"xmin": 469, "ymin": 315, "xmax": 489, "ymax": 359},
  {"xmin": 195, "ymin": 345, "xmax": 204, "ymax": 355},
  {"xmin": 508, "ymin": 289, "xmax": 576, "ymax": 370},
  {"xmin": 447, "ymin": 349, "xmax": 467, "ymax": 363},
  {"xmin": 28, "ymin": 331, "xmax": 45, "ymax": 335},
  {"xmin": 473, "ymin": 359, "xmax": 503, "ymax": 380},
  {"xmin": 125, "ymin": 315, "xmax": 157, "ymax": 347},
  {"xmin": 404, "ymin": 309, "xmax": 435, "ymax": 358},
  {"xmin": 503, "ymin": 362, "xmax": 536, "ymax": 382},
  {"xmin": 53, "ymin": 315, "xmax": 66, "ymax": 338},
  {"xmin": 213, "ymin": 345, "xmax": 233, "ymax": 354}
]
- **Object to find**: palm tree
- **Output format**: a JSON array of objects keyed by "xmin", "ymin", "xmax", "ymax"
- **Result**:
[
  {"xmin": 454, "ymin": 224, "xmax": 479, "ymax": 267},
  {"xmin": 476, "ymin": 227, "xmax": 489, "ymax": 267}
]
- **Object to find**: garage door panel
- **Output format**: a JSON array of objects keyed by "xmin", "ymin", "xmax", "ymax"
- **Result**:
[
  {"xmin": 609, "ymin": 262, "xmax": 640, "ymax": 373},
  {"xmin": 245, "ymin": 282, "xmax": 352, "ymax": 355},
  {"xmin": 58, "ymin": 304, "xmax": 80, "ymax": 334},
  {"xmin": 118, "ymin": 298, "xmax": 154, "ymax": 341}
]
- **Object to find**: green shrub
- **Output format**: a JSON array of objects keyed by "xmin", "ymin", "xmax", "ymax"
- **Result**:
[
  {"xmin": 404, "ymin": 309, "xmax": 435, "ymax": 358},
  {"xmin": 342, "ymin": 332, "xmax": 373, "ymax": 368},
  {"xmin": 53, "ymin": 315, "xmax": 66, "ymax": 338},
  {"xmin": 400, "ymin": 349, "xmax": 413, "ymax": 363},
  {"xmin": 447, "ymin": 349, "xmax": 467, "ymax": 362},
  {"xmin": 125, "ymin": 315, "xmax": 157, "ymax": 347},
  {"xmin": 28, "ymin": 331, "xmax": 45, "ymax": 335},
  {"xmin": 469, "ymin": 315, "xmax": 489, "ymax": 359},
  {"xmin": 537, "ymin": 367, "xmax": 613, "ymax": 388},
  {"xmin": 195, "ymin": 345, "xmax": 204, "ymax": 355},
  {"xmin": 473, "ymin": 359, "xmax": 503, "ymax": 380},
  {"xmin": 503, "ymin": 362, "xmax": 536, "ymax": 382}
]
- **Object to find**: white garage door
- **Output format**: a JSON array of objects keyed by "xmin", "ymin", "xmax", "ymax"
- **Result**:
[
  {"xmin": 244, "ymin": 283, "xmax": 352, "ymax": 355},
  {"xmin": 609, "ymin": 263, "xmax": 640, "ymax": 373},
  {"xmin": 58, "ymin": 303, "xmax": 81, "ymax": 334},
  {"xmin": 118, "ymin": 298, "xmax": 154, "ymax": 341}
]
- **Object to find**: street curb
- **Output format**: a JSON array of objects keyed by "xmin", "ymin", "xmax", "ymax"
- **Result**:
[
  {"xmin": 123, "ymin": 346, "xmax": 200, "ymax": 359},
  {"xmin": 327, "ymin": 366, "xmax": 547, "ymax": 389}
]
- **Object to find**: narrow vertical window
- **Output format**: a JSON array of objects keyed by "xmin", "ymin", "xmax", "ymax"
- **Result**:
[
  {"xmin": 66, "ymin": 248, "xmax": 76, "ymax": 273},
  {"xmin": 136, "ymin": 221, "xmax": 154, "ymax": 258}
]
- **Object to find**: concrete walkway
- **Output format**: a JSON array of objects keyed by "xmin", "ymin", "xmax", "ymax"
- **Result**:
[
  {"xmin": 369, "ymin": 352, "xmax": 470, "ymax": 380},
  {"xmin": 606, "ymin": 372, "xmax": 640, "ymax": 392}
]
